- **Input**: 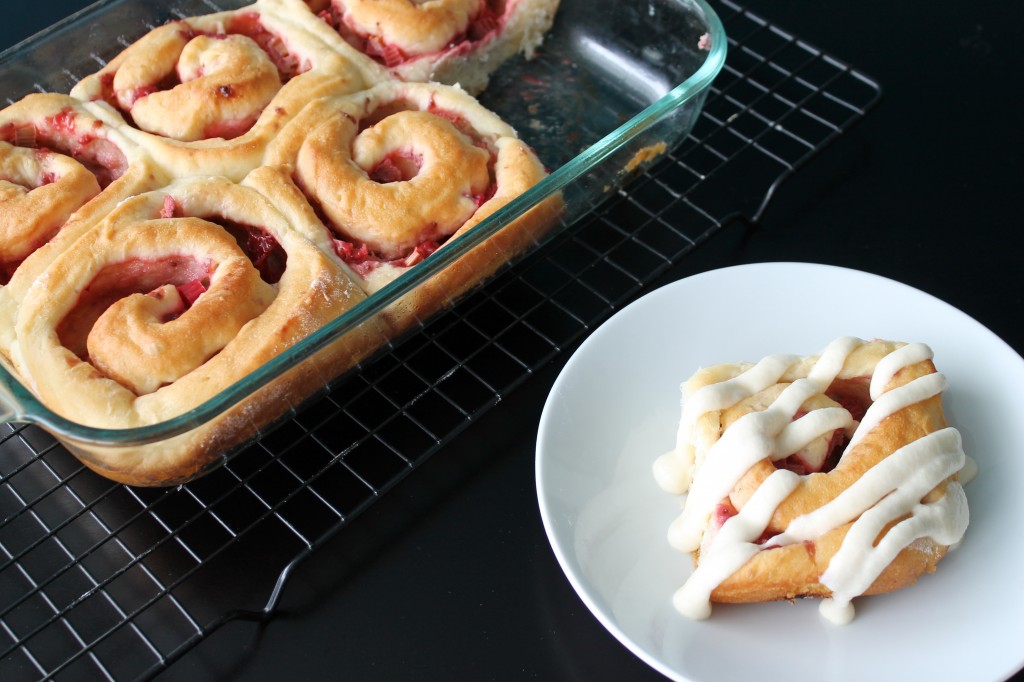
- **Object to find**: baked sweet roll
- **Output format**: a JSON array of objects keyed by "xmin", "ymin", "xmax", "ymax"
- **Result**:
[
  {"xmin": 8, "ymin": 167, "xmax": 374, "ymax": 486},
  {"xmin": 69, "ymin": 1, "xmax": 387, "ymax": 180},
  {"xmin": 654, "ymin": 337, "xmax": 971, "ymax": 624},
  {"xmin": 290, "ymin": 0, "xmax": 559, "ymax": 94},
  {"xmin": 264, "ymin": 80, "xmax": 555, "ymax": 326},
  {"xmin": 0, "ymin": 93, "xmax": 163, "ymax": 359}
]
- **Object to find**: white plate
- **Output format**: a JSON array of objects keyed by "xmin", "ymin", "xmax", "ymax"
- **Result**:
[{"xmin": 536, "ymin": 262, "xmax": 1024, "ymax": 682}]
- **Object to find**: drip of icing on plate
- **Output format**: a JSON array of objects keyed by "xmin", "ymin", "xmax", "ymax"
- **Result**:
[{"xmin": 654, "ymin": 337, "xmax": 971, "ymax": 624}]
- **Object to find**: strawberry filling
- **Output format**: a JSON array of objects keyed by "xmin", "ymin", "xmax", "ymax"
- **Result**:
[
  {"xmin": 713, "ymin": 501, "xmax": 737, "ymax": 529},
  {"xmin": 365, "ymin": 39, "xmax": 405, "ymax": 68},
  {"xmin": 38, "ymin": 169, "xmax": 58, "ymax": 187},
  {"xmin": 176, "ymin": 278, "xmax": 207, "ymax": 308},
  {"xmin": 56, "ymin": 255, "xmax": 214, "ymax": 359},
  {"xmin": 424, "ymin": 103, "xmax": 489, "ymax": 147},
  {"xmin": 0, "ymin": 111, "xmax": 129, "ymax": 188},
  {"xmin": 319, "ymin": 0, "xmax": 507, "ymax": 67},
  {"xmin": 331, "ymin": 238, "xmax": 441, "ymax": 277},
  {"xmin": 368, "ymin": 152, "xmax": 423, "ymax": 183},
  {"xmin": 160, "ymin": 195, "xmax": 179, "ymax": 219},
  {"xmin": 470, "ymin": 183, "xmax": 497, "ymax": 208},
  {"xmin": 215, "ymin": 218, "xmax": 286, "ymax": 284},
  {"xmin": 0, "ymin": 262, "xmax": 22, "ymax": 287},
  {"xmin": 774, "ymin": 378, "xmax": 872, "ymax": 476},
  {"xmin": 156, "ymin": 200, "xmax": 286, "ymax": 284},
  {"xmin": 126, "ymin": 69, "xmax": 184, "ymax": 108},
  {"xmin": 226, "ymin": 13, "xmax": 310, "ymax": 80}
]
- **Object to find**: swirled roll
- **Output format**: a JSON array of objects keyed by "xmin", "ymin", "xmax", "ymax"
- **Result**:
[
  {"xmin": 0, "ymin": 93, "xmax": 163, "ymax": 359},
  {"xmin": 282, "ymin": 0, "xmax": 559, "ymax": 94},
  {"xmin": 266, "ymin": 81, "xmax": 552, "ymax": 304},
  {"xmin": 9, "ymin": 167, "xmax": 371, "ymax": 485},
  {"xmin": 70, "ymin": 1, "xmax": 388, "ymax": 180}
]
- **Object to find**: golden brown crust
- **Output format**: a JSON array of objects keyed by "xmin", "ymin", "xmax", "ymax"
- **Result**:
[{"xmin": 710, "ymin": 526, "xmax": 948, "ymax": 603}]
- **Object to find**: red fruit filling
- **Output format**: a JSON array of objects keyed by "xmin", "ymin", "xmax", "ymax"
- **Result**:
[
  {"xmin": 0, "ymin": 111, "xmax": 129, "ymax": 188},
  {"xmin": 368, "ymin": 152, "xmax": 422, "ymax": 183},
  {"xmin": 330, "ymin": 238, "xmax": 440, "ymax": 277},
  {"xmin": 773, "ymin": 378, "xmax": 872, "ymax": 476},
  {"xmin": 470, "ymin": 183, "xmax": 497, "ymax": 208},
  {"xmin": 226, "ymin": 13, "xmax": 310, "ymax": 80},
  {"xmin": 424, "ymin": 102, "xmax": 492, "ymax": 150},
  {"xmin": 160, "ymin": 195, "xmax": 180, "ymax": 219},
  {"xmin": 129, "ymin": 70, "xmax": 185, "ymax": 108},
  {"xmin": 154, "ymin": 203, "xmax": 286, "ymax": 284},
  {"xmin": 176, "ymin": 278, "xmax": 208, "ymax": 307},
  {"xmin": 38, "ymin": 169, "xmax": 58, "ymax": 187},
  {"xmin": 713, "ymin": 501, "xmax": 736, "ymax": 529},
  {"xmin": 318, "ymin": 0, "xmax": 506, "ymax": 67},
  {"xmin": 215, "ymin": 218, "xmax": 287, "ymax": 284},
  {"xmin": 365, "ymin": 39, "xmax": 405, "ymax": 68},
  {"xmin": 56, "ymin": 255, "xmax": 214, "ymax": 359},
  {"xmin": 0, "ymin": 262, "xmax": 22, "ymax": 287}
]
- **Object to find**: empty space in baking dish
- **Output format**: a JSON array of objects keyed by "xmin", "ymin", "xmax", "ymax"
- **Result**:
[{"xmin": 0, "ymin": 0, "xmax": 726, "ymax": 446}]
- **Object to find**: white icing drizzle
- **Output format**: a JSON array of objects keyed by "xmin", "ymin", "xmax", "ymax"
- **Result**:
[
  {"xmin": 674, "ymin": 469, "xmax": 800, "ymax": 619},
  {"xmin": 658, "ymin": 337, "xmax": 971, "ymax": 623},
  {"xmin": 668, "ymin": 337, "xmax": 860, "ymax": 553},
  {"xmin": 848, "ymin": 372, "xmax": 947, "ymax": 448},
  {"xmin": 775, "ymin": 407, "xmax": 850, "ymax": 460},
  {"xmin": 655, "ymin": 354, "xmax": 800, "ymax": 494},
  {"xmin": 959, "ymin": 455, "xmax": 979, "ymax": 485},
  {"xmin": 820, "ymin": 480, "xmax": 968, "ymax": 622},
  {"xmin": 869, "ymin": 342, "xmax": 932, "ymax": 401},
  {"xmin": 770, "ymin": 428, "xmax": 964, "ymax": 546}
]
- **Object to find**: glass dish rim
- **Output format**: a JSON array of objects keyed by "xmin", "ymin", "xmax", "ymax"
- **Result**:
[{"xmin": 0, "ymin": 0, "xmax": 728, "ymax": 445}]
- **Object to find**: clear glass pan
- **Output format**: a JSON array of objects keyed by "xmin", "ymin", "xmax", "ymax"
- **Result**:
[{"xmin": 0, "ymin": 0, "xmax": 726, "ymax": 451}]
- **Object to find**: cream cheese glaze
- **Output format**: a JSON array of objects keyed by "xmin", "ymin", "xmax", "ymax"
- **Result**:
[{"xmin": 654, "ymin": 337, "xmax": 971, "ymax": 624}]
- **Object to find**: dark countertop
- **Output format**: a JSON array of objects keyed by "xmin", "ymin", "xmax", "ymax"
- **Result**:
[{"xmin": 4, "ymin": 1, "xmax": 1022, "ymax": 681}]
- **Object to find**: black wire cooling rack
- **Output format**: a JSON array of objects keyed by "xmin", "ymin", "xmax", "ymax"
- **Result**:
[{"xmin": 0, "ymin": 2, "xmax": 882, "ymax": 679}]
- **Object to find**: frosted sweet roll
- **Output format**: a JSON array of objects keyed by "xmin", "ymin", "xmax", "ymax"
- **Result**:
[{"xmin": 654, "ymin": 337, "xmax": 971, "ymax": 624}]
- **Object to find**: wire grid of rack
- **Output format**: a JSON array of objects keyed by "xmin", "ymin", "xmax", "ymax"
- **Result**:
[{"xmin": 0, "ymin": 2, "xmax": 882, "ymax": 679}]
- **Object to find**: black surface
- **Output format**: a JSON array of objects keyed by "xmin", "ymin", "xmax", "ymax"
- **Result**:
[{"xmin": 3, "ymin": 1, "xmax": 1023, "ymax": 681}]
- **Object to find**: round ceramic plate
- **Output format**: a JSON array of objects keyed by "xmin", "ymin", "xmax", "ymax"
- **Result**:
[{"xmin": 536, "ymin": 262, "xmax": 1024, "ymax": 682}]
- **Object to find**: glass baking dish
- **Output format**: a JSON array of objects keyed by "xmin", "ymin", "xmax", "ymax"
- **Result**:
[{"xmin": 0, "ymin": 0, "xmax": 725, "ymax": 480}]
